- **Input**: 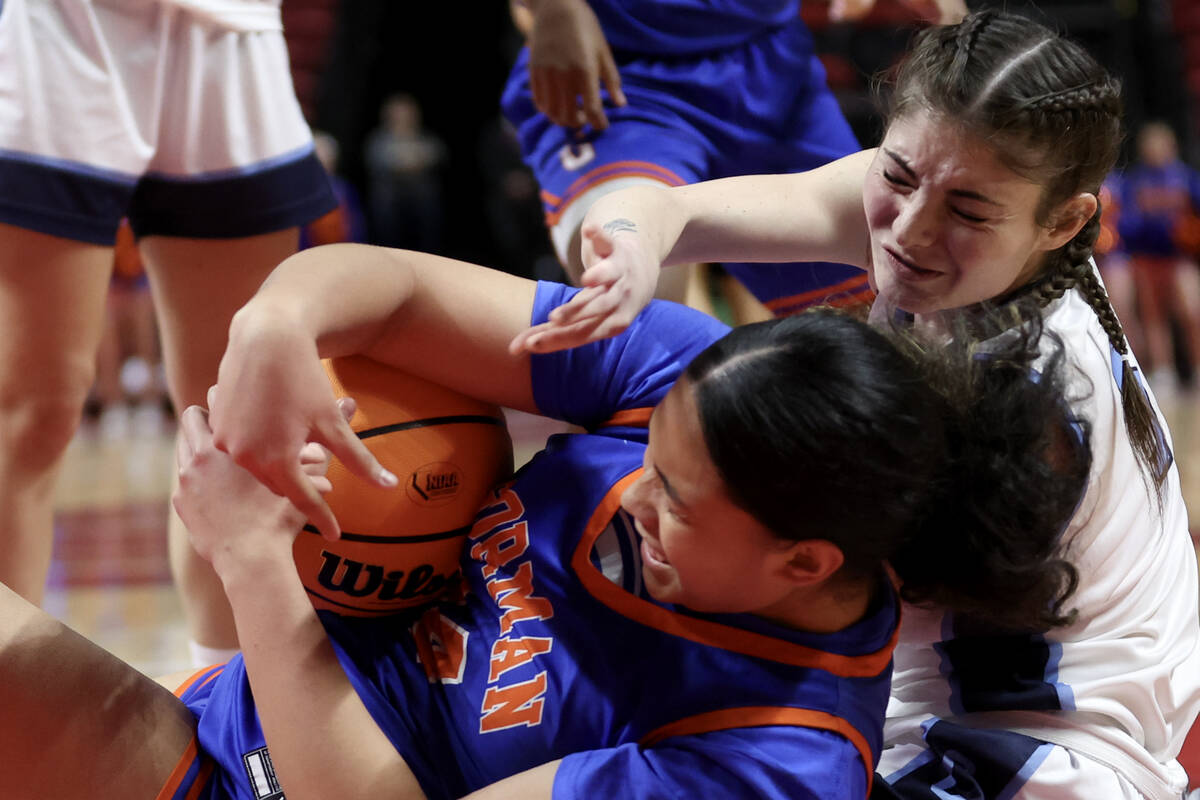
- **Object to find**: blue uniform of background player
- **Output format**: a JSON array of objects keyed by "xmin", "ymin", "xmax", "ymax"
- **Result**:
[
  {"xmin": 172, "ymin": 283, "xmax": 896, "ymax": 799},
  {"xmin": 502, "ymin": 0, "xmax": 873, "ymax": 316}
]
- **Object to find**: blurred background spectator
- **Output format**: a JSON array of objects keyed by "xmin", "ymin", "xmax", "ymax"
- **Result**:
[
  {"xmin": 1116, "ymin": 120, "xmax": 1200, "ymax": 395},
  {"xmin": 300, "ymin": 129, "xmax": 368, "ymax": 249},
  {"xmin": 363, "ymin": 93, "xmax": 448, "ymax": 250},
  {"xmin": 276, "ymin": 0, "xmax": 1200, "ymax": 280}
]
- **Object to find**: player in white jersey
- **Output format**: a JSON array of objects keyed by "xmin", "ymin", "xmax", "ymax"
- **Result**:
[
  {"xmin": 0, "ymin": 0, "xmax": 335, "ymax": 661},
  {"xmin": 500, "ymin": 10, "xmax": 1200, "ymax": 799}
]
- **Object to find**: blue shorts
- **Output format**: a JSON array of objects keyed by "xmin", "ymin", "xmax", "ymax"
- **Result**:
[
  {"xmin": 501, "ymin": 20, "xmax": 871, "ymax": 313},
  {"xmin": 169, "ymin": 620, "xmax": 455, "ymax": 800}
]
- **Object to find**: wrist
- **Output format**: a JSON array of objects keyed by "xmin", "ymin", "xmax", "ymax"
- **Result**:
[
  {"xmin": 228, "ymin": 295, "xmax": 311, "ymax": 347},
  {"xmin": 212, "ymin": 539, "xmax": 297, "ymax": 597}
]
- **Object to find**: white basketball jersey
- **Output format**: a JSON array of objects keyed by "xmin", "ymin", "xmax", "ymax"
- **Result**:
[{"xmin": 881, "ymin": 283, "xmax": 1200, "ymax": 799}]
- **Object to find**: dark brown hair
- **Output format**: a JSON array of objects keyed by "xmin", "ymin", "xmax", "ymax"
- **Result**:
[
  {"xmin": 685, "ymin": 309, "xmax": 1088, "ymax": 631},
  {"xmin": 887, "ymin": 11, "xmax": 1167, "ymax": 492}
]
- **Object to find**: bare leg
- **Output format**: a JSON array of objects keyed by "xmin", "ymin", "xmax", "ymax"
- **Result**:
[
  {"xmin": 718, "ymin": 270, "xmax": 773, "ymax": 326},
  {"xmin": 1170, "ymin": 259, "xmax": 1200, "ymax": 384},
  {"xmin": 0, "ymin": 581, "xmax": 196, "ymax": 799},
  {"xmin": 1132, "ymin": 257, "xmax": 1174, "ymax": 375},
  {"xmin": 93, "ymin": 288, "xmax": 125, "ymax": 409},
  {"xmin": 0, "ymin": 224, "xmax": 113, "ymax": 604},
  {"xmin": 1097, "ymin": 255, "xmax": 1144, "ymax": 360},
  {"xmin": 141, "ymin": 229, "xmax": 299, "ymax": 653}
]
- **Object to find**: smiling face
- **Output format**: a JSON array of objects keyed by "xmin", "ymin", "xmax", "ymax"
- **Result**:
[
  {"xmin": 861, "ymin": 110, "xmax": 1065, "ymax": 314},
  {"xmin": 619, "ymin": 381, "xmax": 811, "ymax": 617}
]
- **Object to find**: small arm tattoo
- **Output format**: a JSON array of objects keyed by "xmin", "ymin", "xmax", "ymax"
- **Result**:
[{"xmin": 602, "ymin": 218, "xmax": 638, "ymax": 235}]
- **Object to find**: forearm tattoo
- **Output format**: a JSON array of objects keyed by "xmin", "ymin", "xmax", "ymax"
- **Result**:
[{"xmin": 603, "ymin": 218, "xmax": 638, "ymax": 236}]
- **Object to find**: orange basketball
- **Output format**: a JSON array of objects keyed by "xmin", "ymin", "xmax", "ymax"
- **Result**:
[{"xmin": 293, "ymin": 356, "xmax": 513, "ymax": 616}]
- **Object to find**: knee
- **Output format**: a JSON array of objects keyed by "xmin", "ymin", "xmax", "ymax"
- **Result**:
[{"xmin": 0, "ymin": 364, "xmax": 95, "ymax": 468}]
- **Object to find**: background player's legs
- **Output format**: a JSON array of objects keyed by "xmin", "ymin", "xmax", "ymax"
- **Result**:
[
  {"xmin": 1132, "ymin": 256, "xmax": 1178, "ymax": 386},
  {"xmin": 142, "ymin": 229, "xmax": 299, "ymax": 654},
  {"xmin": 0, "ymin": 580, "xmax": 197, "ymax": 799},
  {"xmin": 1168, "ymin": 259, "xmax": 1200, "ymax": 387},
  {"xmin": 0, "ymin": 224, "xmax": 114, "ymax": 604},
  {"xmin": 1096, "ymin": 253, "xmax": 1144, "ymax": 361},
  {"xmin": 715, "ymin": 268, "xmax": 773, "ymax": 325}
]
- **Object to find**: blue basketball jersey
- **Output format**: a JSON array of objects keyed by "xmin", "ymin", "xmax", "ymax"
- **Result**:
[
  {"xmin": 1118, "ymin": 161, "xmax": 1200, "ymax": 257},
  {"xmin": 502, "ymin": 3, "xmax": 871, "ymax": 315},
  {"xmin": 175, "ymin": 284, "xmax": 897, "ymax": 799},
  {"xmin": 586, "ymin": 0, "xmax": 798, "ymax": 55}
]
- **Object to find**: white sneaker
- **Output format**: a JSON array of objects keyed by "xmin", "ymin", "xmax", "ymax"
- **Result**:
[
  {"xmin": 98, "ymin": 404, "xmax": 131, "ymax": 440},
  {"xmin": 131, "ymin": 400, "xmax": 166, "ymax": 438}
]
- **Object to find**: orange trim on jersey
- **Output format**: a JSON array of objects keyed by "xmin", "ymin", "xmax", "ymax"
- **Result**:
[
  {"xmin": 184, "ymin": 761, "xmax": 216, "ymax": 800},
  {"xmin": 540, "ymin": 187, "xmax": 562, "ymax": 206},
  {"xmin": 763, "ymin": 273, "xmax": 873, "ymax": 313},
  {"xmin": 772, "ymin": 288, "xmax": 877, "ymax": 318},
  {"xmin": 155, "ymin": 737, "xmax": 215, "ymax": 800},
  {"xmin": 171, "ymin": 664, "xmax": 225, "ymax": 698},
  {"xmin": 596, "ymin": 407, "xmax": 653, "ymax": 429},
  {"xmin": 543, "ymin": 161, "xmax": 688, "ymax": 226},
  {"xmin": 640, "ymin": 706, "xmax": 874, "ymax": 792},
  {"xmin": 572, "ymin": 472, "xmax": 899, "ymax": 676},
  {"xmin": 544, "ymin": 171, "xmax": 684, "ymax": 227}
]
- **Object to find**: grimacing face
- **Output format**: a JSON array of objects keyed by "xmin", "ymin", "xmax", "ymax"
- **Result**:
[
  {"xmin": 619, "ymin": 381, "xmax": 801, "ymax": 616},
  {"xmin": 861, "ymin": 110, "xmax": 1068, "ymax": 315}
]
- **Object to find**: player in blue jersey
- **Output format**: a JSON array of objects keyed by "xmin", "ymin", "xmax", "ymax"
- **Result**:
[
  {"xmin": 2, "ymin": 243, "xmax": 1085, "ymax": 797},
  {"xmin": 1117, "ymin": 120, "xmax": 1200, "ymax": 394},
  {"xmin": 503, "ymin": 0, "xmax": 964, "ymax": 318},
  {"xmin": 510, "ymin": 10, "xmax": 1200, "ymax": 798}
]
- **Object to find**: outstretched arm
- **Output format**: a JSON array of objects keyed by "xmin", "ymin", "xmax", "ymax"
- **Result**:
[
  {"xmin": 211, "ymin": 246, "xmax": 540, "ymax": 540},
  {"xmin": 512, "ymin": 150, "xmax": 876, "ymax": 353}
]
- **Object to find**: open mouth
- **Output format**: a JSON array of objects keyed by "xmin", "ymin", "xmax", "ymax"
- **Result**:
[
  {"xmin": 885, "ymin": 247, "xmax": 941, "ymax": 280},
  {"xmin": 640, "ymin": 538, "xmax": 670, "ymax": 567},
  {"xmin": 633, "ymin": 520, "xmax": 670, "ymax": 566}
]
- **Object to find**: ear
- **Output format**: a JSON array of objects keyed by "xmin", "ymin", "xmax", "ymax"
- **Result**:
[
  {"xmin": 777, "ymin": 540, "xmax": 846, "ymax": 587},
  {"xmin": 1040, "ymin": 192, "xmax": 1099, "ymax": 252}
]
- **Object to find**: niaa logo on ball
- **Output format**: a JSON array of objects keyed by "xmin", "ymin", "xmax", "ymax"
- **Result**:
[{"xmin": 407, "ymin": 461, "xmax": 463, "ymax": 506}]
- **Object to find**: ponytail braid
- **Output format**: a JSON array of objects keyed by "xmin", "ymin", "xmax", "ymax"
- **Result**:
[{"xmin": 1027, "ymin": 206, "xmax": 1170, "ymax": 493}]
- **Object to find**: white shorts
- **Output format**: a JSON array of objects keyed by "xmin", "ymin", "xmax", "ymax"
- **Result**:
[{"xmin": 0, "ymin": 0, "xmax": 334, "ymax": 243}]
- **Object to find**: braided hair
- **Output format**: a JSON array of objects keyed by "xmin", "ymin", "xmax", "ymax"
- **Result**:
[{"xmin": 888, "ymin": 11, "xmax": 1168, "ymax": 491}]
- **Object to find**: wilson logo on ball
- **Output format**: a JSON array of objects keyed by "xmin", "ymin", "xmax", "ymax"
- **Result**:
[
  {"xmin": 407, "ymin": 462, "xmax": 463, "ymax": 506},
  {"xmin": 296, "ymin": 356, "xmax": 513, "ymax": 616},
  {"xmin": 315, "ymin": 551, "xmax": 457, "ymax": 602}
]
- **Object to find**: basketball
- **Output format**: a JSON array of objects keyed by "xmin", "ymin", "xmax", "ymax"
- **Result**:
[{"xmin": 293, "ymin": 355, "xmax": 513, "ymax": 616}]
